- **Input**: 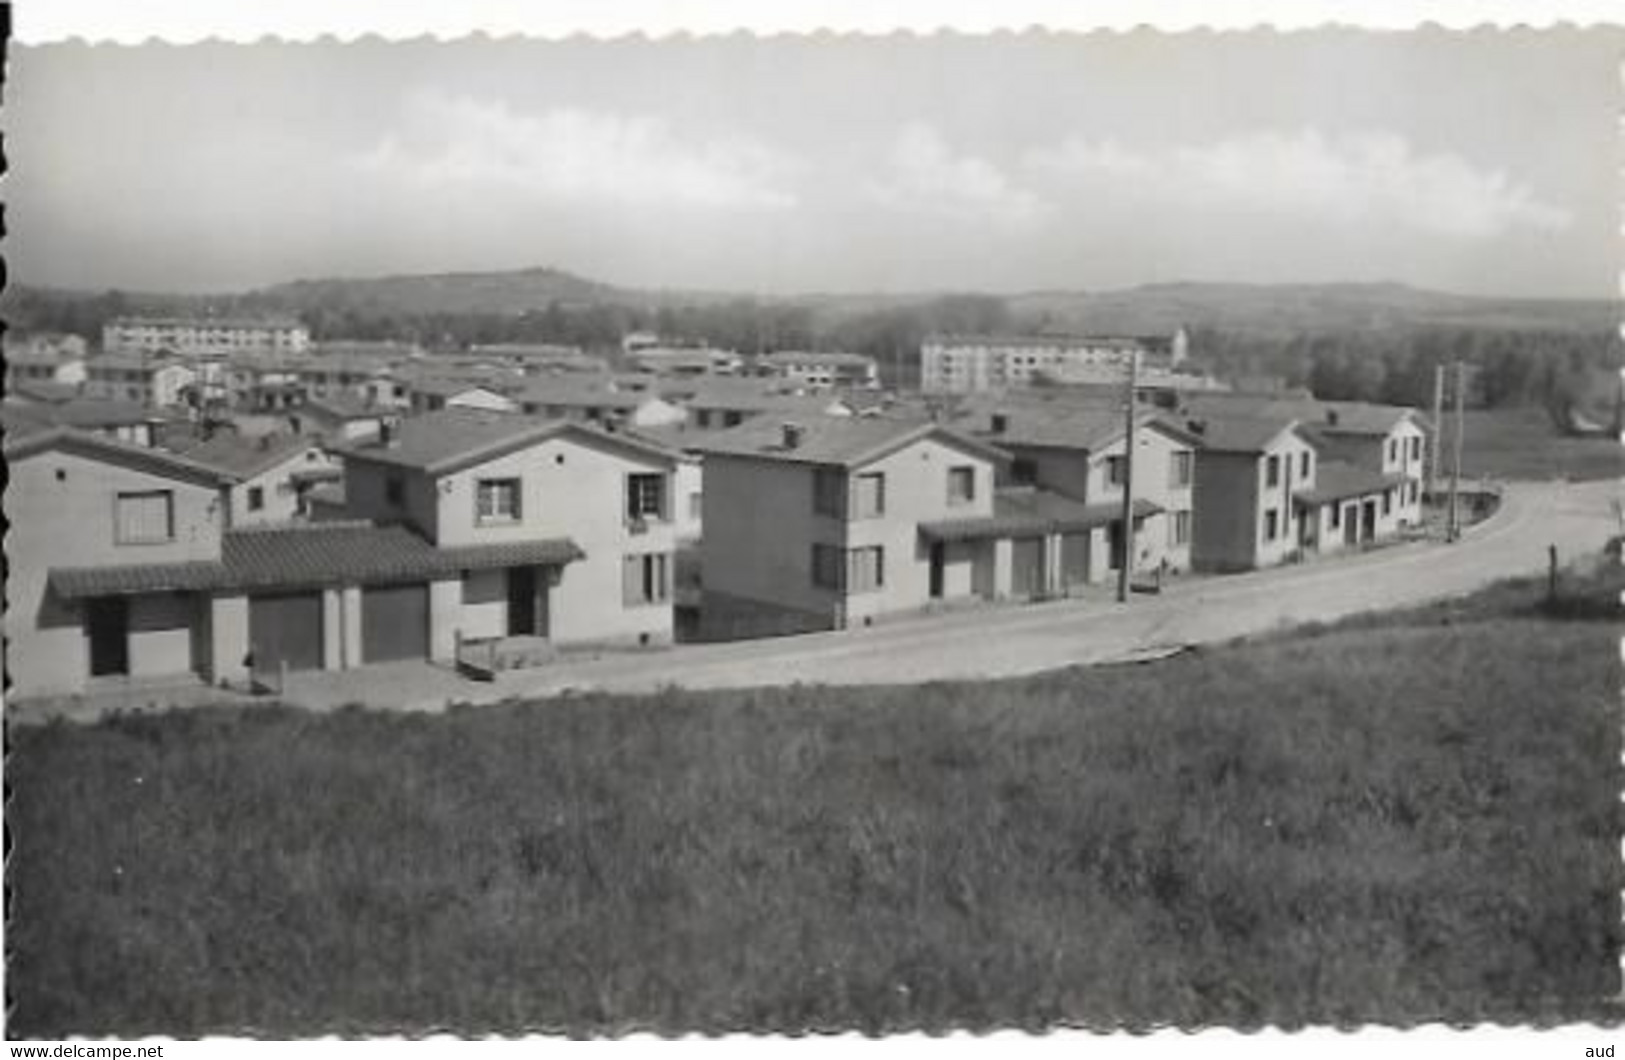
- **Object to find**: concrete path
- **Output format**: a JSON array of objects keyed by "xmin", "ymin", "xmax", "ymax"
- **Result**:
[{"xmin": 260, "ymin": 477, "xmax": 1617, "ymax": 713}]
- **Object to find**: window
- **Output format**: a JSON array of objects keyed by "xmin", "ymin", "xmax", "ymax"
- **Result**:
[
  {"xmin": 115, "ymin": 490, "xmax": 174, "ymax": 544},
  {"xmin": 1169, "ymin": 451, "xmax": 1194, "ymax": 489},
  {"xmin": 813, "ymin": 468, "xmax": 846, "ymax": 518},
  {"xmin": 1388, "ymin": 439, "xmax": 1399, "ymax": 463},
  {"xmin": 1264, "ymin": 508, "xmax": 1279, "ymax": 541},
  {"xmin": 1105, "ymin": 455, "xmax": 1127, "ymax": 487},
  {"xmin": 1299, "ymin": 451, "xmax": 1311, "ymax": 479},
  {"xmin": 695, "ymin": 410, "xmax": 712, "ymax": 429},
  {"xmin": 689, "ymin": 492, "xmax": 702, "ymax": 522},
  {"xmin": 1410, "ymin": 436, "xmax": 1422, "ymax": 461},
  {"xmin": 1382, "ymin": 490, "xmax": 1392, "ymax": 516},
  {"xmin": 1169, "ymin": 510, "xmax": 1192, "ymax": 546},
  {"xmin": 812, "ymin": 543, "xmax": 843, "ymax": 589},
  {"xmin": 947, "ymin": 466, "xmax": 976, "ymax": 506},
  {"xmin": 847, "ymin": 546, "xmax": 885, "ymax": 593},
  {"xmin": 1010, "ymin": 458, "xmax": 1038, "ymax": 486},
  {"xmin": 622, "ymin": 552, "xmax": 671, "ymax": 606},
  {"xmin": 853, "ymin": 472, "xmax": 886, "ymax": 519},
  {"xmin": 385, "ymin": 476, "xmax": 405, "ymax": 507},
  {"xmin": 1409, "ymin": 481, "xmax": 1419, "ymax": 504},
  {"xmin": 723, "ymin": 411, "xmax": 744, "ymax": 428},
  {"xmin": 1330, "ymin": 503, "xmax": 1341, "ymax": 529},
  {"xmin": 625, "ymin": 473, "xmax": 666, "ymax": 522},
  {"xmin": 476, "ymin": 478, "xmax": 522, "ymax": 523},
  {"xmin": 1265, "ymin": 455, "xmax": 1281, "ymax": 488},
  {"xmin": 247, "ymin": 486, "xmax": 265, "ymax": 512}
]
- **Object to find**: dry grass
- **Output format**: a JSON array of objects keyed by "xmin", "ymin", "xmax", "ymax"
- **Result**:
[
  {"xmin": 7, "ymin": 572, "xmax": 1620, "ymax": 1035},
  {"xmin": 1457, "ymin": 407, "xmax": 1624, "ymax": 482}
]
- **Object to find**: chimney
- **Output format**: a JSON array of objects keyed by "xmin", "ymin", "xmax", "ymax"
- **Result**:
[
  {"xmin": 990, "ymin": 412, "xmax": 1008, "ymax": 434},
  {"xmin": 1187, "ymin": 418, "xmax": 1207, "ymax": 436},
  {"xmin": 1326, "ymin": 408, "xmax": 1340, "ymax": 427},
  {"xmin": 781, "ymin": 422, "xmax": 804, "ymax": 450},
  {"xmin": 379, "ymin": 420, "xmax": 395, "ymax": 448}
]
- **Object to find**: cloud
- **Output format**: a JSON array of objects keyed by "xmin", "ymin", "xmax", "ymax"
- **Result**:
[
  {"xmin": 867, "ymin": 123, "xmax": 1048, "ymax": 227},
  {"xmin": 1028, "ymin": 129, "xmax": 1571, "ymax": 239},
  {"xmin": 352, "ymin": 93, "xmax": 798, "ymax": 211}
]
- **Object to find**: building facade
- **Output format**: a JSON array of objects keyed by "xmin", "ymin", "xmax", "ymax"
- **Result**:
[
  {"xmin": 920, "ymin": 328, "xmax": 1189, "ymax": 394},
  {"xmin": 103, "ymin": 316, "xmax": 311, "ymax": 358}
]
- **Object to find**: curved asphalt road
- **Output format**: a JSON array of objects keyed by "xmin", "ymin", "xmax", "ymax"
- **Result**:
[{"xmin": 272, "ymin": 478, "xmax": 1619, "ymax": 712}]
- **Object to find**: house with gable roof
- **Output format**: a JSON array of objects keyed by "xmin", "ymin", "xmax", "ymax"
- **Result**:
[{"xmin": 338, "ymin": 408, "xmax": 683, "ymax": 649}]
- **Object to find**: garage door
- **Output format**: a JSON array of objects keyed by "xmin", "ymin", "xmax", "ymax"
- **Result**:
[
  {"xmin": 1011, "ymin": 537, "xmax": 1045, "ymax": 599},
  {"xmin": 249, "ymin": 592, "xmax": 324, "ymax": 673},
  {"xmin": 361, "ymin": 583, "xmax": 429, "ymax": 663}
]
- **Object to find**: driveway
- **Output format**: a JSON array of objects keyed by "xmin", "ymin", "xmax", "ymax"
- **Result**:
[{"xmin": 268, "ymin": 477, "xmax": 1618, "ymax": 712}]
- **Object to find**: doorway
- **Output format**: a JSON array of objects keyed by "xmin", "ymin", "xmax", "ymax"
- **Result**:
[
  {"xmin": 928, "ymin": 542, "xmax": 946, "ymax": 599},
  {"xmin": 508, "ymin": 566, "xmax": 538, "ymax": 636},
  {"xmin": 86, "ymin": 597, "xmax": 130, "ymax": 677},
  {"xmin": 1361, "ymin": 500, "xmax": 1378, "ymax": 542}
]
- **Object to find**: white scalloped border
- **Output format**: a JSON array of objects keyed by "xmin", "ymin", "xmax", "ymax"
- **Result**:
[{"xmin": 12, "ymin": 0, "xmax": 1625, "ymax": 45}]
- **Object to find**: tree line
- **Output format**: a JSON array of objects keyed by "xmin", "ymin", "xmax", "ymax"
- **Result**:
[{"xmin": 6, "ymin": 287, "xmax": 1614, "ymax": 419}]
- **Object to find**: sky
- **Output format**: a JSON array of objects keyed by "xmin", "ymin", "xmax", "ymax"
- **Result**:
[{"xmin": 7, "ymin": 29, "xmax": 1621, "ymax": 298}]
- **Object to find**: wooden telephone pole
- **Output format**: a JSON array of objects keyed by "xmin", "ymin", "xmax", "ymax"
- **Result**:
[
  {"xmin": 1427, "ymin": 362, "xmax": 1444, "ymax": 514},
  {"xmin": 1447, "ymin": 360, "xmax": 1467, "ymax": 542},
  {"xmin": 1116, "ymin": 349, "xmax": 1139, "ymax": 603}
]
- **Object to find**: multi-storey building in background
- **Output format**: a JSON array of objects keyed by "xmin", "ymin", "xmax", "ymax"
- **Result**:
[
  {"xmin": 919, "ymin": 328, "xmax": 1190, "ymax": 394},
  {"xmin": 102, "ymin": 316, "xmax": 312, "ymax": 358}
]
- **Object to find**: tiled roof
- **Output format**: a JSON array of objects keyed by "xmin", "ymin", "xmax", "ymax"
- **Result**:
[
  {"xmin": 5, "ymin": 427, "xmax": 233, "ymax": 486},
  {"xmin": 691, "ymin": 414, "xmax": 1004, "ymax": 469},
  {"xmin": 1182, "ymin": 414, "xmax": 1301, "ymax": 454},
  {"xmin": 340, "ymin": 407, "xmax": 678, "ymax": 474},
  {"xmin": 919, "ymin": 489, "xmax": 1163, "ymax": 543},
  {"xmin": 48, "ymin": 522, "xmax": 585, "ymax": 600},
  {"xmin": 164, "ymin": 432, "xmax": 317, "ymax": 480},
  {"xmin": 758, "ymin": 351, "xmax": 875, "ymax": 368},
  {"xmin": 1295, "ymin": 463, "xmax": 1413, "ymax": 506},
  {"xmin": 303, "ymin": 395, "xmax": 389, "ymax": 420},
  {"xmin": 1182, "ymin": 394, "xmax": 1417, "ymax": 437}
]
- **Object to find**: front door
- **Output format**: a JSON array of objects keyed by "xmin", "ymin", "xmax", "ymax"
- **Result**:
[
  {"xmin": 86, "ymin": 597, "xmax": 129, "ymax": 677},
  {"xmin": 1362, "ymin": 500, "xmax": 1378, "ymax": 542},
  {"xmin": 928, "ymin": 543, "xmax": 946, "ymax": 599},
  {"xmin": 508, "ymin": 566, "xmax": 537, "ymax": 636},
  {"xmin": 1343, "ymin": 505, "xmax": 1359, "ymax": 546}
]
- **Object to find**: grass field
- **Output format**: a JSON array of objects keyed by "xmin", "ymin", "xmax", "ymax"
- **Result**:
[
  {"xmin": 1459, "ymin": 407, "xmax": 1623, "ymax": 482},
  {"xmin": 8, "ymin": 564, "xmax": 1621, "ymax": 1036}
]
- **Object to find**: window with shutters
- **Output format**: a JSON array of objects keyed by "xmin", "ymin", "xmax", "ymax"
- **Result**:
[
  {"xmin": 622, "ymin": 552, "xmax": 671, "ymax": 606},
  {"xmin": 1265, "ymin": 455, "xmax": 1281, "ymax": 488},
  {"xmin": 947, "ymin": 466, "xmax": 976, "ymax": 506},
  {"xmin": 812, "ymin": 468, "xmax": 846, "ymax": 518},
  {"xmin": 115, "ymin": 490, "xmax": 175, "ymax": 545},
  {"xmin": 1264, "ymin": 508, "xmax": 1279, "ymax": 541},
  {"xmin": 1169, "ymin": 451, "xmax": 1194, "ymax": 489},
  {"xmin": 1299, "ymin": 451, "xmax": 1311, "ymax": 479},
  {"xmin": 1168, "ymin": 510, "xmax": 1192, "ymax": 546},
  {"xmin": 625, "ymin": 473, "xmax": 666, "ymax": 523},
  {"xmin": 1410, "ymin": 436, "xmax": 1422, "ymax": 461},
  {"xmin": 247, "ymin": 486, "xmax": 265, "ymax": 512},
  {"xmin": 852, "ymin": 472, "xmax": 885, "ymax": 519},
  {"xmin": 1382, "ymin": 490, "xmax": 1392, "ymax": 516},
  {"xmin": 811, "ymin": 543, "xmax": 843, "ymax": 589},
  {"xmin": 476, "ymin": 478, "xmax": 521, "ymax": 524},
  {"xmin": 1105, "ymin": 455, "xmax": 1127, "ymax": 488},
  {"xmin": 847, "ymin": 547, "xmax": 885, "ymax": 593}
]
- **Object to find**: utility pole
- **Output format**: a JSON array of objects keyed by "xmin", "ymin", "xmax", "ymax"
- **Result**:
[
  {"xmin": 1448, "ymin": 360, "xmax": 1466, "ymax": 542},
  {"xmin": 1117, "ymin": 348, "xmax": 1139, "ymax": 603},
  {"xmin": 1427, "ymin": 362, "xmax": 1444, "ymax": 515}
]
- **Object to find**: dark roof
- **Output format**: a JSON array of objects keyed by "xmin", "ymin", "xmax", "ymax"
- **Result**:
[
  {"xmin": 692, "ymin": 415, "xmax": 1005, "ymax": 469},
  {"xmin": 925, "ymin": 333, "xmax": 1173, "ymax": 352},
  {"xmin": 5, "ymin": 427, "xmax": 233, "ymax": 487},
  {"xmin": 48, "ymin": 522, "xmax": 584, "ymax": 600},
  {"xmin": 302, "ymin": 394, "xmax": 389, "ymax": 421},
  {"xmin": 1183, "ymin": 414, "xmax": 1301, "ymax": 454},
  {"xmin": 7, "ymin": 381, "xmax": 85, "ymax": 404},
  {"xmin": 340, "ymin": 407, "xmax": 678, "ymax": 475},
  {"xmin": 918, "ymin": 489, "xmax": 1164, "ymax": 544},
  {"xmin": 164, "ymin": 432, "xmax": 318, "ymax": 480},
  {"xmin": 968, "ymin": 401, "xmax": 1201, "ymax": 451},
  {"xmin": 6, "ymin": 397, "xmax": 160, "ymax": 428},
  {"xmin": 1182, "ymin": 394, "xmax": 1418, "ymax": 437},
  {"xmin": 758, "ymin": 351, "xmax": 875, "ymax": 368},
  {"xmin": 1294, "ymin": 463, "xmax": 1413, "ymax": 506}
]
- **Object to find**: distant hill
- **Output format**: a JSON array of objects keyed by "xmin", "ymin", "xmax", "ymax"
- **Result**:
[
  {"xmin": 251, "ymin": 266, "xmax": 639, "ymax": 315},
  {"xmin": 5, "ymin": 268, "xmax": 1614, "ymax": 337}
]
